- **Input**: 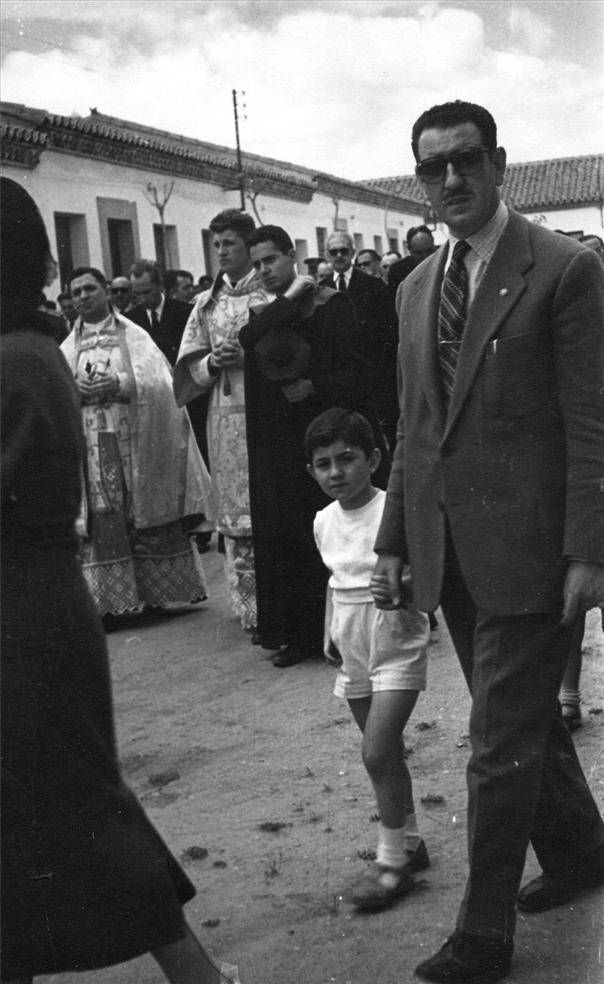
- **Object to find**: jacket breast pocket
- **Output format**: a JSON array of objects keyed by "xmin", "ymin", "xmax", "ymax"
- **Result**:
[{"xmin": 480, "ymin": 330, "xmax": 552, "ymax": 417}]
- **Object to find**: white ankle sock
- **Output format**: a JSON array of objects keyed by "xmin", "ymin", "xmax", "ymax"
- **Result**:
[
  {"xmin": 404, "ymin": 812, "xmax": 422, "ymax": 851},
  {"xmin": 377, "ymin": 822, "xmax": 407, "ymax": 869}
]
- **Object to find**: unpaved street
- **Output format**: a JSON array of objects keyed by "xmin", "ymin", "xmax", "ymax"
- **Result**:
[{"xmin": 43, "ymin": 549, "xmax": 604, "ymax": 984}]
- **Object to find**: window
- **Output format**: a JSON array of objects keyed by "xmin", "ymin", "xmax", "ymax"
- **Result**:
[
  {"xmin": 295, "ymin": 238, "xmax": 309, "ymax": 273},
  {"xmin": 54, "ymin": 212, "xmax": 89, "ymax": 288},
  {"xmin": 153, "ymin": 224, "xmax": 179, "ymax": 271},
  {"xmin": 374, "ymin": 234, "xmax": 383, "ymax": 254},
  {"xmin": 387, "ymin": 227, "xmax": 399, "ymax": 253},
  {"xmin": 107, "ymin": 219, "xmax": 135, "ymax": 278},
  {"xmin": 316, "ymin": 226, "xmax": 327, "ymax": 256},
  {"xmin": 353, "ymin": 233, "xmax": 364, "ymax": 254},
  {"xmin": 202, "ymin": 229, "xmax": 220, "ymax": 278},
  {"xmin": 97, "ymin": 198, "xmax": 140, "ymax": 279}
]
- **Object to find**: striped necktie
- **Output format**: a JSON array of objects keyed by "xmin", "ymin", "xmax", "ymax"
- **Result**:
[
  {"xmin": 438, "ymin": 240, "xmax": 470, "ymax": 402},
  {"xmin": 337, "ymin": 273, "xmax": 347, "ymax": 292}
]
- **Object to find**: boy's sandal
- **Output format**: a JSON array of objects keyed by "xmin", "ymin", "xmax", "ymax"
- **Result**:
[
  {"xmin": 561, "ymin": 702, "xmax": 582, "ymax": 731},
  {"xmin": 351, "ymin": 862, "xmax": 414, "ymax": 910}
]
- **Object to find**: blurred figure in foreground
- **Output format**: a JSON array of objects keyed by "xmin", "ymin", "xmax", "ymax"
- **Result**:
[{"xmin": 0, "ymin": 176, "xmax": 240, "ymax": 984}]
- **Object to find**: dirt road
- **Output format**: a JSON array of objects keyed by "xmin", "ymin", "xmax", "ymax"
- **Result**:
[{"xmin": 43, "ymin": 549, "xmax": 604, "ymax": 984}]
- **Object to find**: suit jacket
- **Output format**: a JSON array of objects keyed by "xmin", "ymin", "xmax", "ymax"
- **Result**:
[
  {"xmin": 387, "ymin": 255, "xmax": 420, "ymax": 296},
  {"xmin": 127, "ymin": 297, "xmax": 191, "ymax": 367},
  {"xmin": 375, "ymin": 209, "xmax": 604, "ymax": 615},
  {"xmin": 327, "ymin": 268, "xmax": 399, "ymax": 445}
]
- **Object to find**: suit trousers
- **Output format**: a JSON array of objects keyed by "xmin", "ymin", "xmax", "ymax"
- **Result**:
[{"xmin": 439, "ymin": 534, "xmax": 604, "ymax": 942}]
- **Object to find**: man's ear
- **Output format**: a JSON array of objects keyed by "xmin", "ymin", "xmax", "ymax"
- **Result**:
[
  {"xmin": 369, "ymin": 448, "xmax": 381, "ymax": 472},
  {"xmin": 493, "ymin": 146, "xmax": 507, "ymax": 187},
  {"xmin": 306, "ymin": 463, "xmax": 315, "ymax": 476}
]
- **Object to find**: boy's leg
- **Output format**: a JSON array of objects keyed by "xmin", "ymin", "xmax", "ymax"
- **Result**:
[{"xmin": 360, "ymin": 689, "xmax": 418, "ymax": 828}]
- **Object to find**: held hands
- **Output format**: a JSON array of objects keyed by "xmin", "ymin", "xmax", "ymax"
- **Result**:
[
  {"xmin": 561, "ymin": 560, "xmax": 604, "ymax": 625},
  {"xmin": 76, "ymin": 372, "xmax": 119, "ymax": 404},
  {"xmin": 210, "ymin": 338, "xmax": 241, "ymax": 371},
  {"xmin": 371, "ymin": 555, "xmax": 414, "ymax": 609},
  {"xmin": 281, "ymin": 378, "xmax": 315, "ymax": 403}
]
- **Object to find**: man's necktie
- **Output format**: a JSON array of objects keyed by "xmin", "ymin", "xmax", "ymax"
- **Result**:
[
  {"xmin": 337, "ymin": 274, "xmax": 347, "ymax": 292},
  {"xmin": 438, "ymin": 240, "xmax": 470, "ymax": 402},
  {"xmin": 150, "ymin": 309, "xmax": 160, "ymax": 335}
]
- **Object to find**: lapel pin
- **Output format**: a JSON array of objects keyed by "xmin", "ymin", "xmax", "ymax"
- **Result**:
[{"xmin": 499, "ymin": 288, "xmax": 508, "ymax": 297}]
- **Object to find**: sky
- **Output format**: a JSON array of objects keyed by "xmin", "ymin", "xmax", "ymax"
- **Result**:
[{"xmin": 1, "ymin": 0, "xmax": 603, "ymax": 180}]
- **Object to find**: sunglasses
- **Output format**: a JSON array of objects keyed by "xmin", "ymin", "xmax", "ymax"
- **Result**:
[
  {"xmin": 415, "ymin": 146, "xmax": 491, "ymax": 184},
  {"xmin": 328, "ymin": 247, "xmax": 351, "ymax": 257},
  {"xmin": 357, "ymin": 260, "xmax": 374, "ymax": 268}
]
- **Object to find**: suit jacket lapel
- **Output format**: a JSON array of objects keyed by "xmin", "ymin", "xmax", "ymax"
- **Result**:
[
  {"xmin": 444, "ymin": 211, "xmax": 533, "ymax": 440},
  {"xmin": 407, "ymin": 247, "xmax": 448, "ymax": 430}
]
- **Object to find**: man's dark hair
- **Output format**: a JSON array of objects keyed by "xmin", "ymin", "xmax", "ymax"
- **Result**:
[
  {"xmin": 406, "ymin": 225, "xmax": 434, "ymax": 247},
  {"xmin": 356, "ymin": 248, "xmax": 381, "ymax": 264},
  {"xmin": 246, "ymin": 225, "xmax": 294, "ymax": 255},
  {"xmin": 209, "ymin": 209, "xmax": 255, "ymax": 239},
  {"xmin": 411, "ymin": 100, "xmax": 498, "ymax": 161},
  {"xmin": 57, "ymin": 290, "xmax": 72, "ymax": 303},
  {"xmin": 164, "ymin": 268, "xmax": 193, "ymax": 292},
  {"xmin": 69, "ymin": 266, "xmax": 107, "ymax": 288},
  {"xmin": 305, "ymin": 408, "xmax": 376, "ymax": 462},
  {"xmin": 129, "ymin": 259, "xmax": 162, "ymax": 284}
]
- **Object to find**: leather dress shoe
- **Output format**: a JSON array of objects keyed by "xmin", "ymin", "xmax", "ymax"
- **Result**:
[
  {"xmin": 415, "ymin": 931, "xmax": 513, "ymax": 983},
  {"xmin": 517, "ymin": 843, "xmax": 604, "ymax": 912},
  {"xmin": 272, "ymin": 646, "xmax": 308, "ymax": 668}
]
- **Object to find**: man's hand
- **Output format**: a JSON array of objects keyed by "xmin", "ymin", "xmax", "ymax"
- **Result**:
[
  {"xmin": 371, "ymin": 554, "xmax": 410, "ymax": 609},
  {"xmin": 211, "ymin": 338, "xmax": 240, "ymax": 369},
  {"xmin": 76, "ymin": 373, "xmax": 119, "ymax": 403},
  {"xmin": 561, "ymin": 560, "xmax": 604, "ymax": 625},
  {"xmin": 284, "ymin": 274, "xmax": 317, "ymax": 303},
  {"xmin": 281, "ymin": 378, "xmax": 314, "ymax": 403}
]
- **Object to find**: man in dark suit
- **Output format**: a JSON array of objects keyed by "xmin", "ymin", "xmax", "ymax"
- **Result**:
[
  {"xmin": 387, "ymin": 224, "xmax": 436, "ymax": 297},
  {"xmin": 373, "ymin": 100, "xmax": 604, "ymax": 983},
  {"xmin": 324, "ymin": 231, "xmax": 399, "ymax": 455},
  {"xmin": 128, "ymin": 259, "xmax": 191, "ymax": 367}
]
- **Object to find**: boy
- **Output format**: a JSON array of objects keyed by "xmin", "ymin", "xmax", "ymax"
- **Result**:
[{"xmin": 306, "ymin": 408, "xmax": 430, "ymax": 910}]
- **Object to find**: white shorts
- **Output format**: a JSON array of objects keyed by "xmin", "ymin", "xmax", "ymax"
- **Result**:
[{"xmin": 330, "ymin": 598, "xmax": 429, "ymax": 700}]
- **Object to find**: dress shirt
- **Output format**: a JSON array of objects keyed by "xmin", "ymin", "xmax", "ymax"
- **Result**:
[
  {"xmin": 147, "ymin": 293, "xmax": 165, "ymax": 327},
  {"xmin": 443, "ymin": 200, "xmax": 509, "ymax": 309}
]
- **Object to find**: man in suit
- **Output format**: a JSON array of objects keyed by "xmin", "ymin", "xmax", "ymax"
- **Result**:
[
  {"xmin": 128, "ymin": 259, "xmax": 191, "ymax": 366},
  {"xmin": 373, "ymin": 100, "xmax": 604, "ymax": 982},
  {"xmin": 325, "ymin": 231, "xmax": 399, "ymax": 455},
  {"xmin": 387, "ymin": 225, "xmax": 436, "ymax": 297}
]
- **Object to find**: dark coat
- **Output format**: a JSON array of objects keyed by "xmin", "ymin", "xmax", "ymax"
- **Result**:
[
  {"xmin": 375, "ymin": 210, "xmax": 604, "ymax": 614},
  {"xmin": 127, "ymin": 296, "xmax": 191, "ymax": 367},
  {"xmin": 326, "ymin": 267, "xmax": 398, "ymax": 450}
]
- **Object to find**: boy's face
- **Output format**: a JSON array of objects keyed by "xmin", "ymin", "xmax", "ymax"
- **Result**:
[{"xmin": 308, "ymin": 440, "xmax": 380, "ymax": 510}]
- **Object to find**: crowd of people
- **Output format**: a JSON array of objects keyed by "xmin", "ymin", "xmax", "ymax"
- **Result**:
[{"xmin": 2, "ymin": 97, "xmax": 603, "ymax": 984}]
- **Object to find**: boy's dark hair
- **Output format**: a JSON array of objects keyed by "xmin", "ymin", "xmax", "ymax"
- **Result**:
[
  {"xmin": 209, "ymin": 209, "xmax": 255, "ymax": 239},
  {"xmin": 246, "ymin": 224, "xmax": 294, "ymax": 254},
  {"xmin": 69, "ymin": 266, "xmax": 107, "ymax": 288},
  {"xmin": 411, "ymin": 100, "xmax": 498, "ymax": 160},
  {"xmin": 305, "ymin": 407, "xmax": 376, "ymax": 462}
]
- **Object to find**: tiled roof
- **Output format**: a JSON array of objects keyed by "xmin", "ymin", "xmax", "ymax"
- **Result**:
[
  {"xmin": 367, "ymin": 154, "xmax": 604, "ymax": 211},
  {"xmin": 0, "ymin": 102, "xmax": 422, "ymax": 213}
]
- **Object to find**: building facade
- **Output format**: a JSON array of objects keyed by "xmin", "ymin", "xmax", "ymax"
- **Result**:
[{"xmin": 0, "ymin": 102, "xmax": 424, "ymax": 294}]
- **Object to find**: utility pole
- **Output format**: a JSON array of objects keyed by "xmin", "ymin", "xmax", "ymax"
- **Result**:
[{"xmin": 232, "ymin": 88, "xmax": 246, "ymax": 211}]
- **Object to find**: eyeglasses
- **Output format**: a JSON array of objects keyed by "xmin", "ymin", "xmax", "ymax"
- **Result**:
[
  {"xmin": 415, "ymin": 146, "xmax": 491, "ymax": 184},
  {"xmin": 357, "ymin": 260, "xmax": 374, "ymax": 269},
  {"xmin": 327, "ymin": 247, "xmax": 351, "ymax": 257},
  {"xmin": 110, "ymin": 287, "xmax": 130, "ymax": 294}
]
